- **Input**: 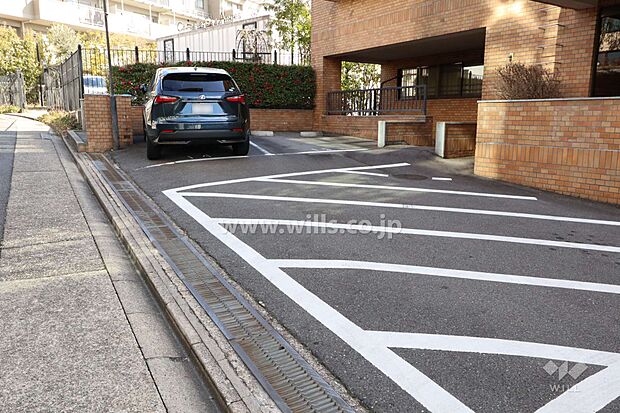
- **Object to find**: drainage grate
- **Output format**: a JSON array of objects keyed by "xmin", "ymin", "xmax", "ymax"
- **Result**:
[{"xmin": 89, "ymin": 154, "xmax": 353, "ymax": 413}]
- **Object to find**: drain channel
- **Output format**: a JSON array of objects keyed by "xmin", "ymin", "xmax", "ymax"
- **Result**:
[{"xmin": 89, "ymin": 154, "xmax": 353, "ymax": 413}]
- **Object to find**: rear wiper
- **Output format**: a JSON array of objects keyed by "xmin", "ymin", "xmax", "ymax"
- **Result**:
[{"xmin": 177, "ymin": 88, "xmax": 203, "ymax": 92}]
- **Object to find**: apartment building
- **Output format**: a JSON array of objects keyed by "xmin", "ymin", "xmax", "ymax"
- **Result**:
[
  {"xmin": 312, "ymin": 0, "xmax": 620, "ymax": 204},
  {"xmin": 0, "ymin": 0, "xmax": 265, "ymax": 40}
]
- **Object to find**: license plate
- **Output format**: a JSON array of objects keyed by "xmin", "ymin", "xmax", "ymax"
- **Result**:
[{"xmin": 191, "ymin": 103, "xmax": 215, "ymax": 115}]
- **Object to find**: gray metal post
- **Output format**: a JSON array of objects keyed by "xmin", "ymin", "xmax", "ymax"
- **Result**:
[
  {"xmin": 103, "ymin": 0, "xmax": 120, "ymax": 150},
  {"xmin": 36, "ymin": 42, "xmax": 44, "ymax": 107}
]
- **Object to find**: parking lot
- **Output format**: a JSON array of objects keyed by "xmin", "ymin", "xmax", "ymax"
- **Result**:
[{"xmin": 114, "ymin": 134, "xmax": 620, "ymax": 412}]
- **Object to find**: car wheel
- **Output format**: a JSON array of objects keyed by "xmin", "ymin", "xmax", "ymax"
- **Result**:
[
  {"xmin": 146, "ymin": 137, "xmax": 162, "ymax": 160},
  {"xmin": 232, "ymin": 139, "xmax": 250, "ymax": 156}
]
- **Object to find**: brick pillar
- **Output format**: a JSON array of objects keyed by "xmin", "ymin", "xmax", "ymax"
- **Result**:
[
  {"xmin": 83, "ymin": 94, "xmax": 134, "ymax": 152},
  {"xmin": 313, "ymin": 57, "xmax": 341, "ymax": 131},
  {"xmin": 116, "ymin": 96, "xmax": 133, "ymax": 148}
]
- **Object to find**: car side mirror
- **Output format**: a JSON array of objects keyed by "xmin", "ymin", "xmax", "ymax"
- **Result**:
[{"xmin": 139, "ymin": 84, "xmax": 148, "ymax": 93}]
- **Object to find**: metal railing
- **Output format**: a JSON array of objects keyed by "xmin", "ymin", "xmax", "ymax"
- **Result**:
[
  {"xmin": 79, "ymin": 46, "xmax": 308, "ymax": 76},
  {"xmin": 327, "ymin": 85, "xmax": 427, "ymax": 116}
]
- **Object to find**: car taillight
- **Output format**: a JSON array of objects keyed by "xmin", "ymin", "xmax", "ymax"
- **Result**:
[
  {"xmin": 226, "ymin": 95, "xmax": 245, "ymax": 104},
  {"xmin": 154, "ymin": 95, "xmax": 179, "ymax": 104}
]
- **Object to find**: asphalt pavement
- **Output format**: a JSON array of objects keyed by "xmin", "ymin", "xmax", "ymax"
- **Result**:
[{"xmin": 113, "ymin": 133, "xmax": 620, "ymax": 413}]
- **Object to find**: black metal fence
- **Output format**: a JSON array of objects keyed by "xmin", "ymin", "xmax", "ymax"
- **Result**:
[
  {"xmin": 327, "ymin": 85, "xmax": 427, "ymax": 116},
  {"xmin": 42, "ymin": 45, "xmax": 309, "ymax": 112},
  {"xmin": 43, "ymin": 49, "xmax": 84, "ymax": 111},
  {"xmin": 0, "ymin": 71, "xmax": 26, "ymax": 109},
  {"xmin": 80, "ymin": 46, "xmax": 308, "ymax": 77}
]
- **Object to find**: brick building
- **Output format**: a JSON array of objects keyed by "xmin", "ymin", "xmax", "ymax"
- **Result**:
[{"xmin": 311, "ymin": 0, "xmax": 620, "ymax": 204}]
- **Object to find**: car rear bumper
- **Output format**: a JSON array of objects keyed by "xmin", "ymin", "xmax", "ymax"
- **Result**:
[{"xmin": 151, "ymin": 121, "xmax": 248, "ymax": 144}]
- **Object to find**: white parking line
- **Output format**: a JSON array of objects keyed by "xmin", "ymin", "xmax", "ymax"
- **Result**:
[
  {"xmin": 213, "ymin": 218, "xmax": 620, "ymax": 253},
  {"xmin": 536, "ymin": 363, "xmax": 620, "ymax": 413},
  {"xmin": 256, "ymin": 178, "xmax": 538, "ymax": 200},
  {"xmin": 173, "ymin": 162, "xmax": 410, "ymax": 192},
  {"xmin": 250, "ymin": 141, "xmax": 273, "ymax": 155},
  {"xmin": 180, "ymin": 192, "xmax": 620, "ymax": 226},
  {"xmin": 339, "ymin": 170, "xmax": 390, "ymax": 178},
  {"xmin": 164, "ymin": 189, "xmax": 475, "ymax": 412},
  {"xmin": 364, "ymin": 331, "xmax": 620, "ymax": 366},
  {"xmin": 142, "ymin": 148, "xmax": 371, "ymax": 169},
  {"xmin": 272, "ymin": 259, "xmax": 620, "ymax": 295},
  {"xmin": 164, "ymin": 187, "xmax": 620, "ymax": 412}
]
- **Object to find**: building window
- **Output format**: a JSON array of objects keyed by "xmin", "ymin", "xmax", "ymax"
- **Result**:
[
  {"xmin": 439, "ymin": 63, "xmax": 462, "ymax": 96},
  {"xmin": 594, "ymin": 6, "xmax": 620, "ymax": 97},
  {"xmin": 398, "ymin": 62, "xmax": 483, "ymax": 99},
  {"xmin": 196, "ymin": 0, "xmax": 204, "ymax": 9},
  {"xmin": 462, "ymin": 64, "xmax": 484, "ymax": 96}
]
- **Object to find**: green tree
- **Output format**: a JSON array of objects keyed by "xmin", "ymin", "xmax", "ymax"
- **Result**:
[
  {"xmin": 266, "ymin": 0, "xmax": 311, "ymax": 62},
  {"xmin": 46, "ymin": 24, "xmax": 79, "ymax": 64},
  {"xmin": 0, "ymin": 27, "xmax": 42, "ymax": 104},
  {"xmin": 341, "ymin": 62, "xmax": 381, "ymax": 90}
]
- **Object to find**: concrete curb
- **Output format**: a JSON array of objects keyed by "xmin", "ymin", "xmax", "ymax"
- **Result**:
[
  {"xmin": 251, "ymin": 131, "xmax": 275, "ymax": 137},
  {"xmin": 67, "ymin": 130, "xmax": 87, "ymax": 153},
  {"xmin": 62, "ymin": 139, "xmax": 281, "ymax": 413}
]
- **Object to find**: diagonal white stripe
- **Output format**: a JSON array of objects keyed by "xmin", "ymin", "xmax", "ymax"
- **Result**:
[
  {"xmin": 536, "ymin": 362, "xmax": 620, "ymax": 413},
  {"xmin": 171, "ymin": 162, "xmax": 410, "ymax": 192},
  {"xmin": 250, "ymin": 141, "xmax": 272, "ymax": 155},
  {"xmin": 257, "ymin": 178, "xmax": 538, "ymax": 200},
  {"xmin": 338, "ymin": 170, "xmax": 390, "ymax": 177},
  {"xmin": 179, "ymin": 192, "xmax": 620, "ymax": 226},
  {"xmin": 213, "ymin": 218, "xmax": 620, "ymax": 253},
  {"xmin": 364, "ymin": 331, "xmax": 620, "ymax": 366},
  {"xmin": 271, "ymin": 259, "xmax": 620, "ymax": 295}
]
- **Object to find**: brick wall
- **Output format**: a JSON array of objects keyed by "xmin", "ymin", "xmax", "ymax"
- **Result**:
[
  {"xmin": 321, "ymin": 115, "xmax": 431, "ymax": 146},
  {"xmin": 82, "ymin": 94, "xmax": 133, "ymax": 153},
  {"xmin": 250, "ymin": 109, "xmax": 314, "ymax": 132},
  {"xmin": 444, "ymin": 123, "xmax": 477, "ymax": 158},
  {"xmin": 312, "ymin": 0, "xmax": 599, "ymax": 132},
  {"xmin": 130, "ymin": 105, "xmax": 144, "ymax": 136},
  {"xmin": 475, "ymin": 98, "xmax": 620, "ymax": 204},
  {"xmin": 386, "ymin": 121, "xmax": 433, "ymax": 146}
]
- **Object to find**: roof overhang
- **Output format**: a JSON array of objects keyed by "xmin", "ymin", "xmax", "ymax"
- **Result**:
[
  {"xmin": 530, "ymin": 0, "xmax": 597, "ymax": 9},
  {"xmin": 330, "ymin": 29, "xmax": 486, "ymax": 64}
]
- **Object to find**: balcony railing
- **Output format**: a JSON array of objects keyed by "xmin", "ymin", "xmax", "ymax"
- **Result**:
[{"xmin": 327, "ymin": 85, "xmax": 427, "ymax": 116}]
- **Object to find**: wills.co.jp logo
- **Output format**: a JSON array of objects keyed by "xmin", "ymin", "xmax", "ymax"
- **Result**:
[{"xmin": 543, "ymin": 361, "xmax": 588, "ymax": 381}]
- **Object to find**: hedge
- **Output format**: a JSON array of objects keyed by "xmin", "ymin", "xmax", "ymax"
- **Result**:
[{"xmin": 112, "ymin": 61, "xmax": 315, "ymax": 109}]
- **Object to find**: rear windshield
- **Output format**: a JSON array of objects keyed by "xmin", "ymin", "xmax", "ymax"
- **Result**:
[{"xmin": 162, "ymin": 73, "xmax": 237, "ymax": 93}]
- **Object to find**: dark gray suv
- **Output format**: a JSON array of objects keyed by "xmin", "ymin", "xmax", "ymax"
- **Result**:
[{"xmin": 143, "ymin": 67, "xmax": 250, "ymax": 160}]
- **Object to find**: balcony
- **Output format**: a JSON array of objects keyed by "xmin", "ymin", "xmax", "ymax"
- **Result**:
[
  {"xmin": 0, "ymin": 0, "xmax": 36, "ymax": 20},
  {"xmin": 35, "ymin": 0, "xmax": 179, "ymax": 39},
  {"xmin": 36, "ymin": 0, "xmax": 105, "ymax": 29}
]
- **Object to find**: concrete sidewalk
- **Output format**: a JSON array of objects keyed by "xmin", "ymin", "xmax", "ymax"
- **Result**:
[{"xmin": 0, "ymin": 115, "xmax": 221, "ymax": 412}]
